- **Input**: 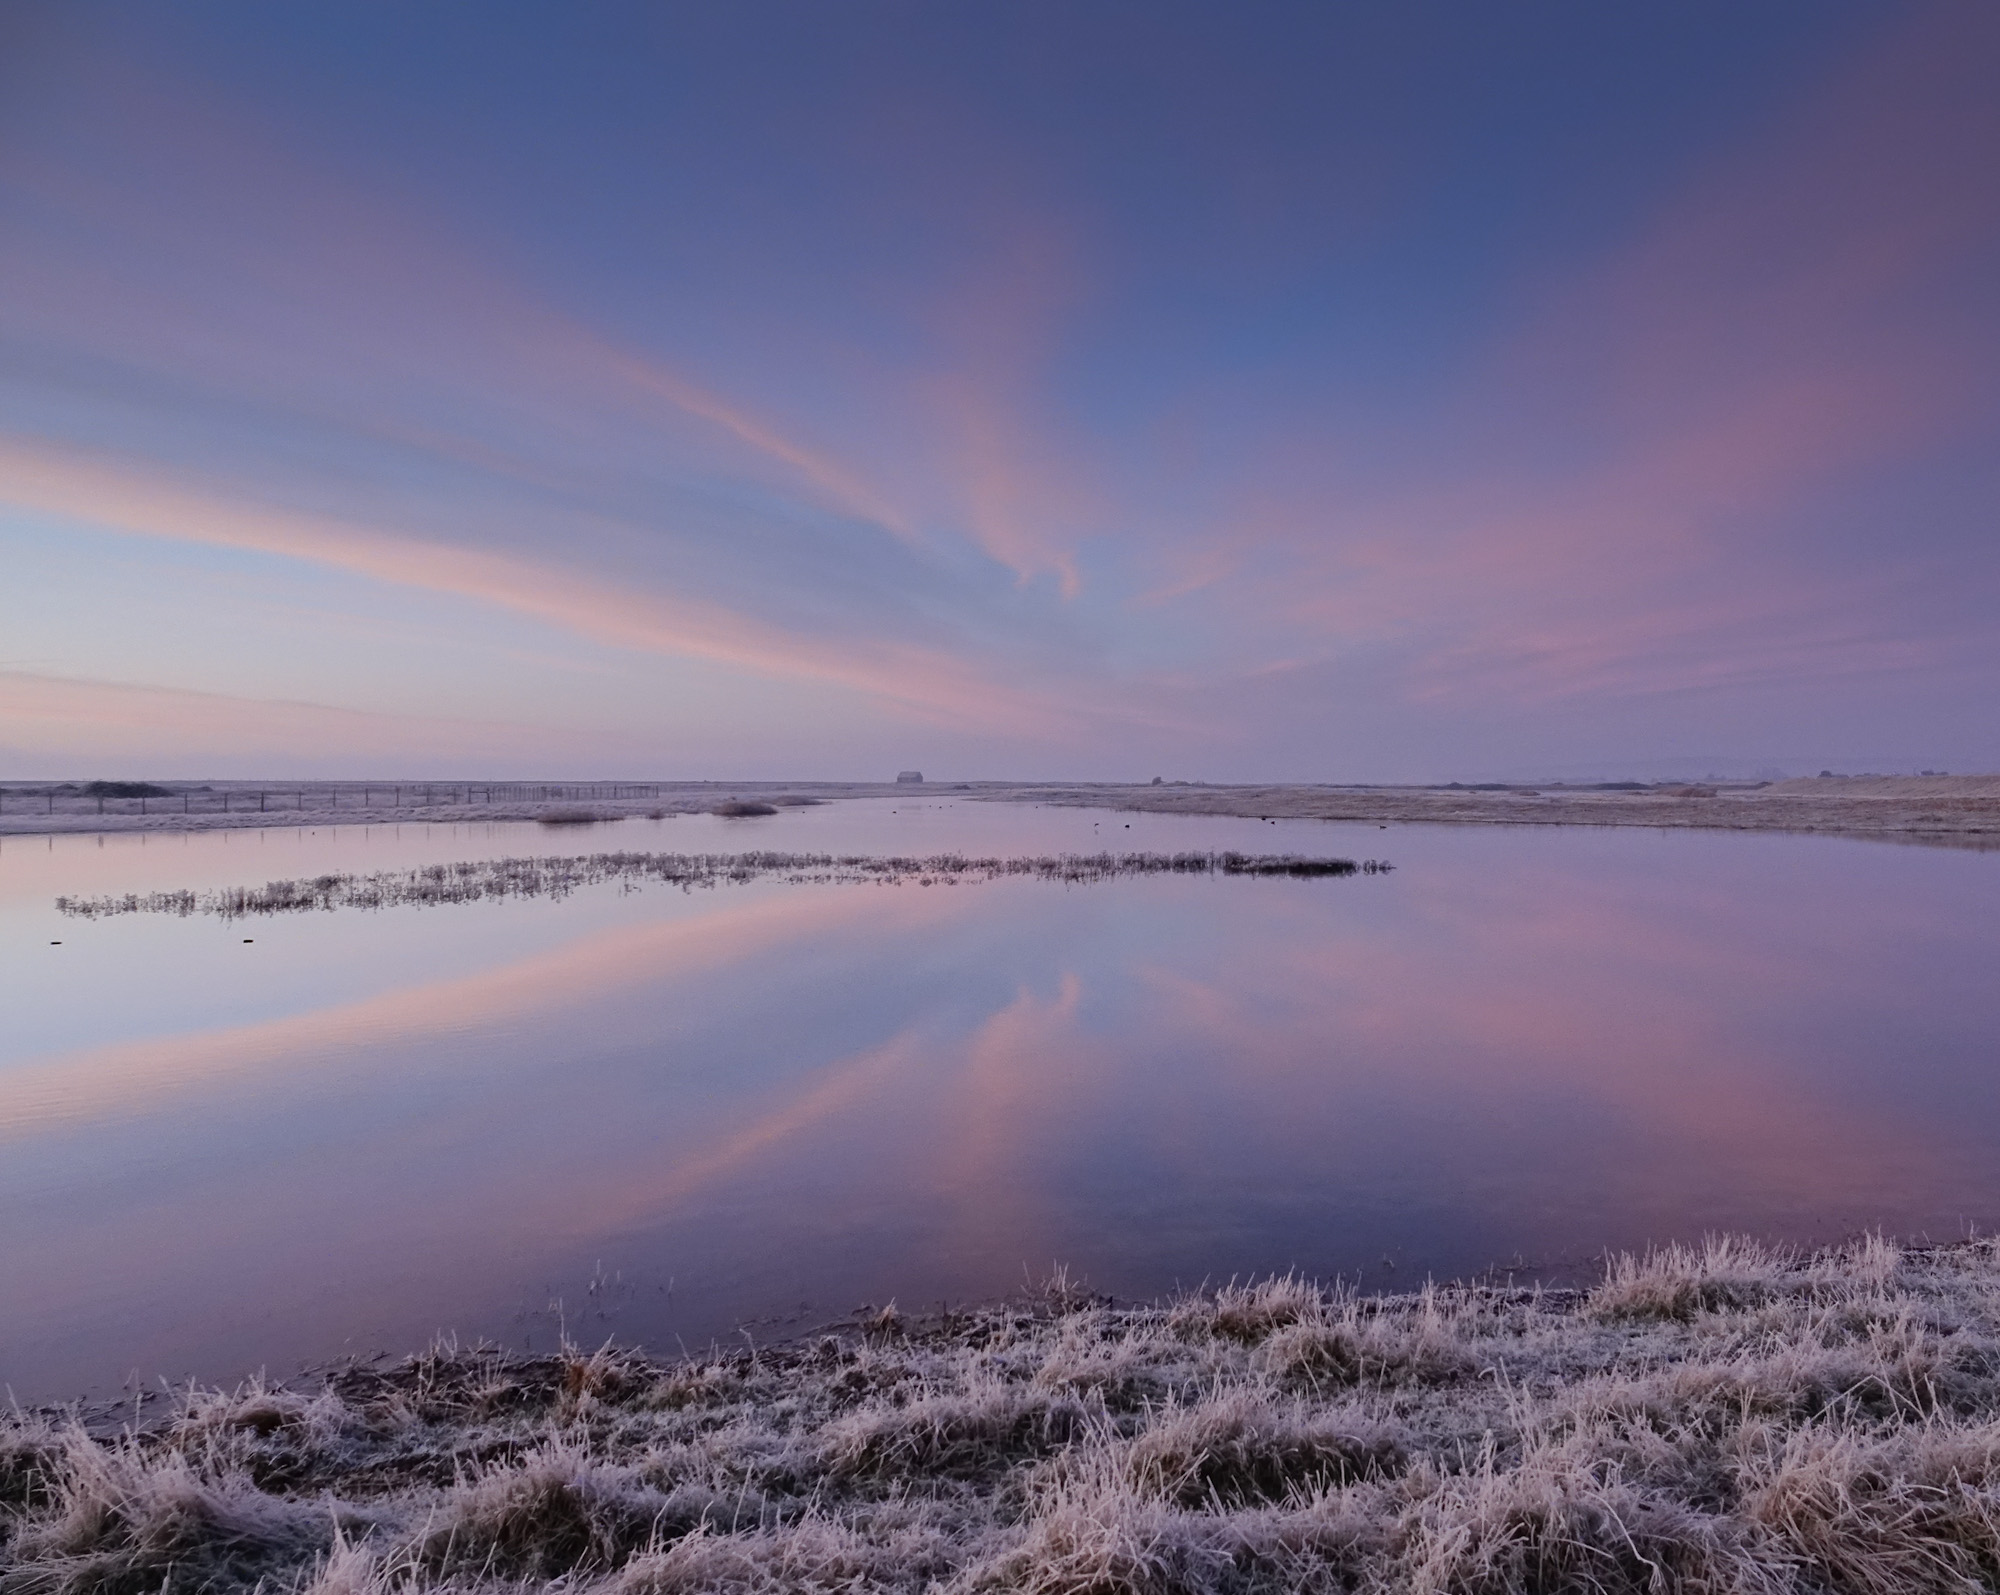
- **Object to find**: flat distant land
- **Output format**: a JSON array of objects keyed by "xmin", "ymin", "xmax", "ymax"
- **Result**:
[
  {"xmin": 1, "ymin": 774, "xmax": 1995, "ymax": 846},
  {"xmin": 996, "ymin": 773, "xmax": 2000, "ymax": 846}
]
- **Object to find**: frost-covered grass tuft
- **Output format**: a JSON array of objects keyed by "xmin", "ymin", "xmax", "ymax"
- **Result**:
[{"xmin": 9, "ymin": 1234, "xmax": 2000, "ymax": 1593}]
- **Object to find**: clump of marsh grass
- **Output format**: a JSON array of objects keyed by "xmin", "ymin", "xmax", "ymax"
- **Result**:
[
  {"xmin": 3, "ymin": 1423, "xmax": 344, "ymax": 1592},
  {"xmin": 1589, "ymin": 1234, "xmax": 1796, "ymax": 1322},
  {"xmin": 405, "ymin": 1439, "xmax": 719, "ymax": 1580},
  {"xmin": 537, "ymin": 806, "xmax": 614, "ymax": 825},
  {"xmin": 54, "ymin": 850, "xmax": 1389, "ymax": 922},
  {"xmin": 710, "ymin": 800, "xmax": 780, "ymax": 817},
  {"xmin": 11, "ymin": 1234, "xmax": 2000, "ymax": 1593}
]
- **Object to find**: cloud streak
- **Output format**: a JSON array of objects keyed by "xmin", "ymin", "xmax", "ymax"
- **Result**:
[
  {"xmin": 0, "ymin": 438, "xmax": 1088, "ymax": 735},
  {"xmin": 1, "ymin": 3, "xmax": 1994, "ymax": 775}
]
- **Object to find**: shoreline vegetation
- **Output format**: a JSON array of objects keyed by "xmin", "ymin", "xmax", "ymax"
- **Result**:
[
  {"xmin": 3, "ymin": 774, "xmax": 1997, "ymax": 847},
  {"xmin": 9, "ymin": 1234, "xmax": 2000, "ymax": 1593},
  {"xmin": 52, "ymin": 850, "xmax": 1389, "ymax": 923},
  {"xmin": 1000, "ymin": 774, "xmax": 2000, "ymax": 846}
]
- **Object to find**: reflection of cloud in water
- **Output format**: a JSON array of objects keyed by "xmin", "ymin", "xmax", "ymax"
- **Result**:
[
  {"xmin": 909, "ymin": 975, "xmax": 1090, "ymax": 1265},
  {"xmin": 5, "ymin": 822, "xmax": 1999, "ymax": 1400},
  {"xmin": 0, "ymin": 884, "xmax": 969, "ymax": 1138},
  {"xmin": 566, "ymin": 975, "xmax": 1090, "ymax": 1255},
  {"xmin": 572, "ymin": 1027, "xmax": 933, "ymax": 1233},
  {"xmin": 1125, "ymin": 873, "xmax": 1973, "ymax": 1228}
]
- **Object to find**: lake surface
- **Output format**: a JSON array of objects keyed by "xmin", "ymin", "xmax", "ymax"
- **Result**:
[{"xmin": 3, "ymin": 798, "xmax": 1997, "ymax": 1401}]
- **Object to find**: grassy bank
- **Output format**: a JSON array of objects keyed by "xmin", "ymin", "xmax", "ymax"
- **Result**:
[
  {"xmin": 9, "ymin": 1237, "xmax": 2000, "ymax": 1593},
  {"xmin": 984, "ymin": 777, "xmax": 2000, "ymax": 847}
]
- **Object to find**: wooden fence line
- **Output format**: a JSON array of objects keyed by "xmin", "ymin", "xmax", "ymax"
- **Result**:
[{"xmin": 0, "ymin": 783, "xmax": 672, "ymax": 817}]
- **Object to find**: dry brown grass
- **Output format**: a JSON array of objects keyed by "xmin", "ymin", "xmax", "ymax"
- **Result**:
[{"xmin": 11, "ymin": 1235, "xmax": 2000, "ymax": 1593}]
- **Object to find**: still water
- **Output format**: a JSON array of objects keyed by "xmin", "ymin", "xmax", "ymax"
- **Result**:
[{"xmin": 3, "ymin": 798, "xmax": 1996, "ymax": 1400}]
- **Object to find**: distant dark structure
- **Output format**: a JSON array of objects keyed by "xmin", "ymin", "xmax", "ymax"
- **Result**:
[{"xmin": 895, "ymin": 770, "xmax": 924, "ymax": 784}]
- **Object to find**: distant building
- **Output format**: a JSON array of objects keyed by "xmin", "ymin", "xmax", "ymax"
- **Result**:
[{"xmin": 895, "ymin": 770, "xmax": 923, "ymax": 784}]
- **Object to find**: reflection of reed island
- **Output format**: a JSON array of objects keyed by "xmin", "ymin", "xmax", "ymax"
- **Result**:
[{"xmin": 9, "ymin": 1233, "xmax": 1995, "ymax": 1594}]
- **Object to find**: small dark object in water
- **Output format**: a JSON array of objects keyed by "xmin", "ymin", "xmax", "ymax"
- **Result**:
[
  {"xmin": 244, "ymin": 939, "xmax": 254, "ymax": 943},
  {"xmin": 712, "ymin": 800, "xmax": 779, "ymax": 817}
]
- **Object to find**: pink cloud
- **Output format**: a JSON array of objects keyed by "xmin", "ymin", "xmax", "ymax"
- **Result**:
[
  {"xmin": 0, "ymin": 438, "xmax": 1090, "ymax": 735},
  {"xmin": 1190, "ymin": 6, "xmax": 2000, "ymax": 716},
  {"xmin": 0, "ymin": 668, "xmax": 598, "ymax": 769},
  {"xmin": 901, "ymin": 217, "xmax": 1109, "ymax": 595}
]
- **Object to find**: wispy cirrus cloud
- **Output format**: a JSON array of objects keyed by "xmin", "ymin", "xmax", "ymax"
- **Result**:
[
  {"xmin": 1, "ymin": 3, "xmax": 1994, "ymax": 775},
  {"xmin": 0, "ymin": 51, "xmax": 1159, "ymax": 754},
  {"xmin": 0, "ymin": 667, "xmax": 616, "ymax": 773},
  {"xmin": 0, "ymin": 438, "xmax": 1095, "ymax": 735},
  {"xmin": 1202, "ymin": 3, "xmax": 2000, "ymax": 721}
]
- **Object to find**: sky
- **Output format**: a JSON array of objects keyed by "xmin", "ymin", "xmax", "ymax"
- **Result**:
[{"xmin": 2, "ymin": 2, "xmax": 1996, "ymax": 782}]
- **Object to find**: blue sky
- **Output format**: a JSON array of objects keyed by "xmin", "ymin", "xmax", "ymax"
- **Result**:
[{"xmin": 2, "ymin": 2, "xmax": 1995, "ymax": 779}]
